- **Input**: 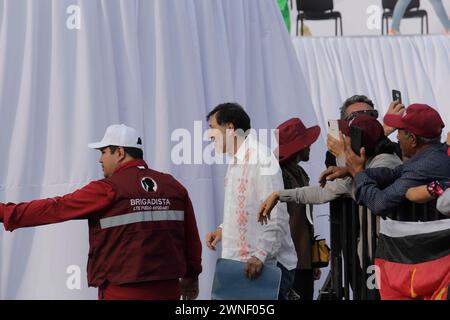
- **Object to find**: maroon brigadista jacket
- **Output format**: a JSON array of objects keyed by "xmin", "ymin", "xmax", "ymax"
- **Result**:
[{"xmin": 0, "ymin": 159, "xmax": 202, "ymax": 287}]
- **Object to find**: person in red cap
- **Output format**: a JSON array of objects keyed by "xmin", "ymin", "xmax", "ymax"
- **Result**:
[
  {"xmin": 333, "ymin": 104, "xmax": 450, "ymax": 301},
  {"xmin": 0, "ymin": 124, "xmax": 202, "ymax": 300},
  {"xmin": 405, "ymin": 132, "xmax": 450, "ymax": 215},
  {"xmin": 336, "ymin": 103, "xmax": 450, "ymax": 215}
]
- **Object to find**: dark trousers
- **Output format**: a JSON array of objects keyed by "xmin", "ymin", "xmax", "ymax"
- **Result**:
[
  {"xmin": 277, "ymin": 262, "xmax": 295, "ymax": 300},
  {"xmin": 292, "ymin": 269, "xmax": 314, "ymax": 300}
]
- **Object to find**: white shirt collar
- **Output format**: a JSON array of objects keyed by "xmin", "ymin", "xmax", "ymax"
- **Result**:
[{"xmin": 233, "ymin": 135, "xmax": 250, "ymax": 162}]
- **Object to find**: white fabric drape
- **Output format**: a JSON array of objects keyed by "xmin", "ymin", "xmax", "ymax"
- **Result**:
[
  {"xmin": 3, "ymin": 0, "xmax": 446, "ymax": 301},
  {"xmin": 292, "ymin": 35, "xmax": 450, "ymax": 133},
  {"xmin": 291, "ymin": 37, "xmax": 450, "ymax": 299},
  {"xmin": 0, "ymin": 0, "xmax": 320, "ymax": 299}
]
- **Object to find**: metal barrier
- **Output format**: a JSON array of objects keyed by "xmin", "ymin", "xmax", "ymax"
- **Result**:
[{"xmin": 318, "ymin": 197, "xmax": 447, "ymax": 300}]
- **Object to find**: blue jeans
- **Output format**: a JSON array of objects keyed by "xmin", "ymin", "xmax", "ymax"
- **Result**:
[
  {"xmin": 391, "ymin": 0, "xmax": 450, "ymax": 32},
  {"xmin": 277, "ymin": 262, "xmax": 295, "ymax": 300}
]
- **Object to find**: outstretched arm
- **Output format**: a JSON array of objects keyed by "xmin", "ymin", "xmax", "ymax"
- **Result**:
[
  {"xmin": 406, "ymin": 185, "xmax": 433, "ymax": 203},
  {"xmin": 0, "ymin": 181, "xmax": 116, "ymax": 231},
  {"xmin": 354, "ymin": 168, "xmax": 417, "ymax": 214}
]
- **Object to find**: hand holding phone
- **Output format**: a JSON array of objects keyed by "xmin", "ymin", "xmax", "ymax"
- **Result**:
[
  {"xmin": 327, "ymin": 120, "xmax": 340, "ymax": 140},
  {"xmin": 392, "ymin": 89, "xmax": 402, "ymax": 104},
  {"xmin": 350, "ymin": 126, "xmax": 363, "ymax": 156},
  {"xmin": 344, "ymin": 128, "xmax": 367, "ymax": 177}
]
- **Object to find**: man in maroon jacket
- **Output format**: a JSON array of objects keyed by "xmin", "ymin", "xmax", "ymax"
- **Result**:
[{"xmin": 0, "ymin": 124, "xmax": 202, "ymax": 300}]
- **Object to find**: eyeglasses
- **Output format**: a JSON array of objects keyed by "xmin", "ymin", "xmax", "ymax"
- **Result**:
[{"xmin": 345, "ymin": 109, "xmax": 379, "ymax": 121}]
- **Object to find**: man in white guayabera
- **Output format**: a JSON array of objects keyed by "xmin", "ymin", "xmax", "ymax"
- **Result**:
[{"xmin": 205, "ymin": 102, "xmax": 297, "ymax": 300}]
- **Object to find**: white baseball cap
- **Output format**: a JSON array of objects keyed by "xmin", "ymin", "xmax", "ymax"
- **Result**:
[{"xmin": 88, "ymin": 124, "xmax": 143, "ymax": 149}]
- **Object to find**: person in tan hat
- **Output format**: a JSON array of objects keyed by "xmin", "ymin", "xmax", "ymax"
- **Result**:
[{"xmin": 338, "ymin": 103, "xmax": 450, "ymax": 215}]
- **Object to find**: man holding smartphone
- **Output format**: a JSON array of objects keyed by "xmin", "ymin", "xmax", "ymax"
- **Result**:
[
  {"xmin": 323, "ymin": 94, "xmax": 404, "ymax": 300},
  {"xmin": 341, "ymin": 104, "xmax": 450, "ymax": 300},
  {"xmin": 327, "ymin": 94, "xmax": 405, "ymax": 162}
]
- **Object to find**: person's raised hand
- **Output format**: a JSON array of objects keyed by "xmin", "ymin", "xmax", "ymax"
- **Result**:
[
  {"xmin": 327, "ymin": 133, "xmax": 345, "ymax": 157},
  {"xmin": 319, "ymin": 166, "xmax": 350, "ymax": 187},
  {"xmin": 343, "ymin": 135, "xmax": 366, "ymax": 177},
  {"xmin": 383, "ymin": 100, "xmax": 405, "ymax": 136}
]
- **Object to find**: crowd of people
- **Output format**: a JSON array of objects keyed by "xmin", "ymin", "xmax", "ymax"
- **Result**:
[
  {"xmin": 257, "ymin": 97, "xmax": 450, "ymax": 300},
  {"xmin": 0, "ymin": 97, "xmax": 448, "ymax": 300}
]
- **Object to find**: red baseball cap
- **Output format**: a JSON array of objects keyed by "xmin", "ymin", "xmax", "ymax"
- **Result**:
[
  {"xmin": 384, "ymin": 103, "xmax": 444, "ymax": 138},
  {"xmin": 339, "ymin": 115, "xmax": 385, "ymax": 152}
]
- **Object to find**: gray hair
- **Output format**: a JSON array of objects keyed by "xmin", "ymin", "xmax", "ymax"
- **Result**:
[{"xmin": 340, "ymin": 95, "xmax": 375, "ymax": 120}]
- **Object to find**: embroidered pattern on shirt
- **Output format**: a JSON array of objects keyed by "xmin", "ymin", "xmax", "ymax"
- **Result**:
[{"xmin": 237, "ymin": 150, "xmax": 251, "ymax": 259}]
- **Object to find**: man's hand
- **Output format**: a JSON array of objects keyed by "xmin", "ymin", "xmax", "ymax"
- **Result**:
[
  {"xmin": 258, "ymin": 192, "xmax": 280, "ymax": 225},
  {"xmin": 180, "ymin": 277, "xmax": 199, "ymax": 300},
  {"xmin": 383, "ymin": 101, "xmax": 405, "ymax": 136},
  {"xmin": 447, "ymin": 132, "xmax": 450, "ymax": 145},
  {"xmin": 327, "ymin": 134, "xmax": 344, "ymax": 157},
  {"xmin": 206, "ymin": 228, "xmax": 222, "ymax": 251},
  {"xmin": 344, "ymin": 135, "xmax": 367, "ymax": 177},
  {"xmin": 319, "ymin": 166, "xmax": 350, "ymax": 187},
  {"xmin": 406, "ymin": 185, "xmax": 434, "ymax": 203},
  {"xmin": 245, "ymin": 256, "xmax": 263, "ymax": 280}
]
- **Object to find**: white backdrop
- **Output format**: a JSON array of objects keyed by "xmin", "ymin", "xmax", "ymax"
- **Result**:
[
  {"xmin": 292, "ymin": 35, "xmax": 450, "ymax": 135},
  {"xmin": 0, "ymin": 0, "xmax": 322, "ymax": 299},
  {"xmin": 0, "ymin": 0, "xmax": 448, "ymax": 300}
]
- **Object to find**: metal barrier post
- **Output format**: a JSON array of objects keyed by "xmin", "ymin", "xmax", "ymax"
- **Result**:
[{"xmin": 361, "ymin": 206, "xmax": 368, "ymax": 300}]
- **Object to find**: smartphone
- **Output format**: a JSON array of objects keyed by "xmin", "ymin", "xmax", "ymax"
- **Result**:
[
  {"xmin": 392, "ymin": 89, "xmax": 402, "ymax": 104},
  {"xmin": 350, "ymin": 126, "xmax": 363, "ymax": 156},
  {"xmin": 327, "ymin": 120, "xmax": 340, "ymax": 140}
]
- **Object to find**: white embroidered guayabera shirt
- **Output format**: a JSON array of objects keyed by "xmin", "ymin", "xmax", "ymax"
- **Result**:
[{"xmin": 220, "ymin": 135, "xmax": 297, "ymax": 270}]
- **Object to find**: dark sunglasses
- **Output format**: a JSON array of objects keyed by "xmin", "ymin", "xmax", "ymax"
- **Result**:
[{"xmin": 345, "ymin": 109, "xmax": 379, "ymax": 121}]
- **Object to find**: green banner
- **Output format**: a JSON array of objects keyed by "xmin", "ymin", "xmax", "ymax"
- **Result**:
[{"xmin": 277, "ymin": 0, "xmax": 291, "ymax": 32}]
